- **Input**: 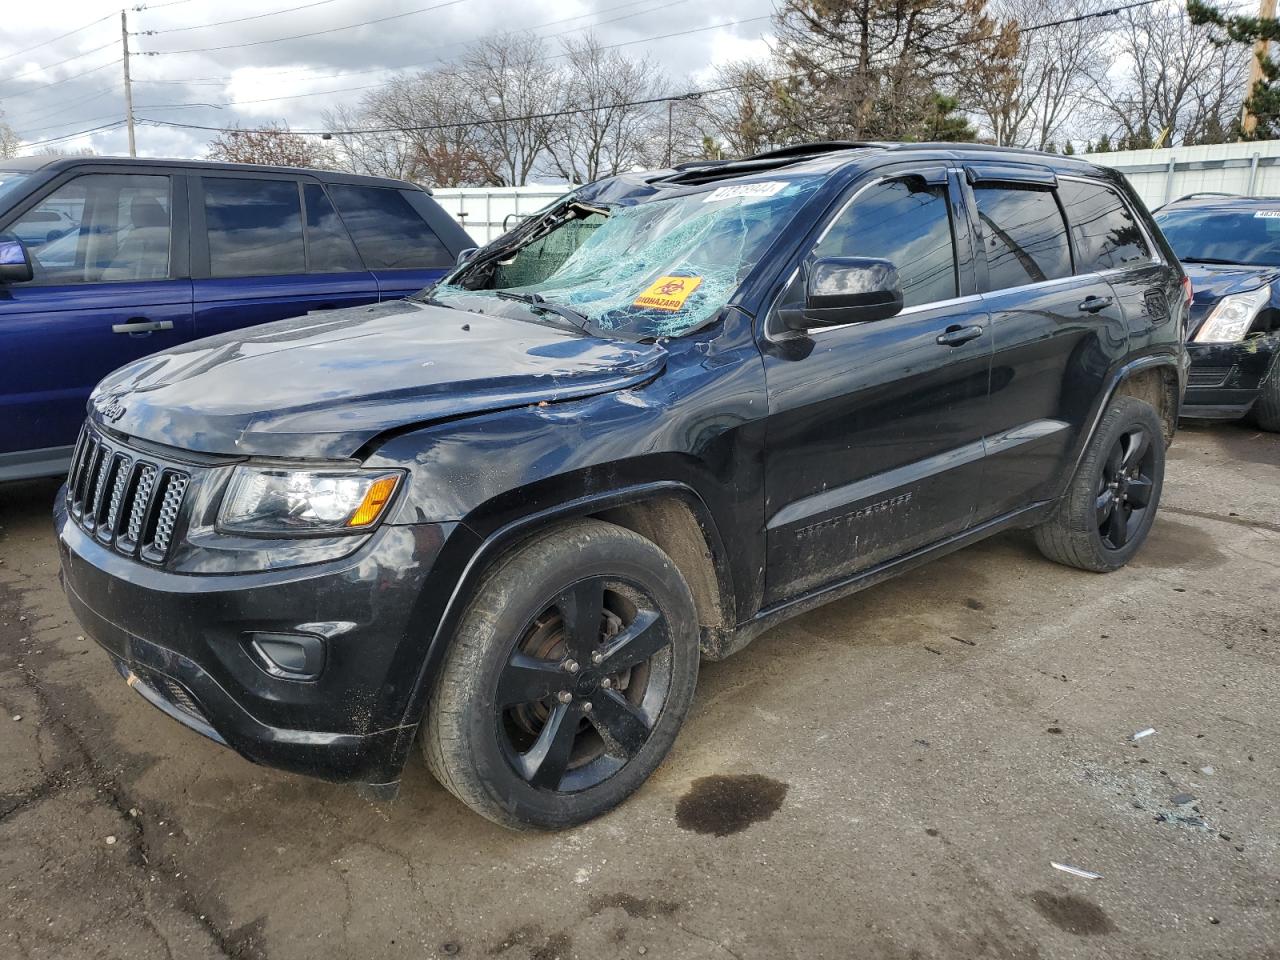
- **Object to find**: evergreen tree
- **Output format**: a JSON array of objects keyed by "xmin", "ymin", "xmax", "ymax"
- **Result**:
[{"xmin": 1189, "ymin": 0, "xmax": 1280, "ymax": 139}]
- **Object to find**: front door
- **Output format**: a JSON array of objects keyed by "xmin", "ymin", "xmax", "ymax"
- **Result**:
[
  {"xmin": 761, "ymin": 170, "xmax": 992, "ymax": 605},
  {"xmin": 0, "ymin": 171, "xmax": 193, "ymax": 473}
]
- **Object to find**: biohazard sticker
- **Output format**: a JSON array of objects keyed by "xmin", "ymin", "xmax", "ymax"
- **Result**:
[
  {"xmin": 702, "ymin": 181, "xmax": 788, "ymax": 203},
  {"xmin": 633, "ymin": 275, "xmax": 703, "ymax": 311}
]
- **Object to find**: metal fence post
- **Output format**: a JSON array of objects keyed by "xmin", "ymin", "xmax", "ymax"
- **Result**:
[
  {"xmin": 1248, "ymin": 153, "xmax": 1260, "ymax": 196},
  {"xmin": 1163, "ymin": 155, "xmax": 1177, "ymax": 205}
]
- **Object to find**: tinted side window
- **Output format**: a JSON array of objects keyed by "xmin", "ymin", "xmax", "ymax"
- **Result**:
[
  {"xmin": 6, "ymin": 173, "xmax": 170, "ymax": 285},
  {"xmin": 303, "ymin": 183, "xmax": 362, "ymax": 273},
  {"xmin": 973, "ymin": 186, "xmax": 1071, "ymax": 290},
  {"xmin": 328, "ymin": 184, "xmax": 452, "ymax": 269},
  {"xmin": 203, "ymin": 177, "xmax": 304, "ymax": 277},
  {"xmin": 1057, "ymin": 180, "xmax": 1151, "ymax": 272},
  {"xmin": 814, "ymin": 178, "xmax": 957, "ymax": 308}
]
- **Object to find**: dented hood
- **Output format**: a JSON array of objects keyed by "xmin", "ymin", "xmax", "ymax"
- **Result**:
[{"xmin": 90, "ymin": 299, "xmax": 666, "ymax": 460}]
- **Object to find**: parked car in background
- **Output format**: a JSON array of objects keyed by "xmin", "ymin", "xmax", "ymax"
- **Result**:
[
  {"xmin": 57, "ymin": 142, "xmax": 1188, "ymax": 829},
  {"xmin": 0, "ymin": 156, "xmax": 473, "ymax": 482},
  {"xmin": 1153, "ymin": 193, "xmax": 1280, "ymax": 430}
]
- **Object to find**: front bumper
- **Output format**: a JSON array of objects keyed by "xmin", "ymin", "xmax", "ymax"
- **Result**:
[
  {"xmin": 1182, "ymin": 336, "xmax": 1280, "ymax": 418},
  {"xmin": 57, "ymin": 494, "xmax": 453, "ymax": 785}
]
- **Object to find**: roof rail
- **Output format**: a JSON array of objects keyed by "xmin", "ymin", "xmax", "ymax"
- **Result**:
[
  {"xmin": 742, "ymin": 141, "xmax": 887, "ymax": 162},
  {"xmin": 1170, "ymin": 191, "xmax": 1238, "ymax": 203}
]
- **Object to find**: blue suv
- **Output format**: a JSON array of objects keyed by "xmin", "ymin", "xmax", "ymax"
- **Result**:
[
  {"xmin": 0, "ymin": 156, "xmax": 473, "ymax": 481},
  {"xmin": 1153, "ymin": 193, "xmax": 1280, "ymax": 430}
]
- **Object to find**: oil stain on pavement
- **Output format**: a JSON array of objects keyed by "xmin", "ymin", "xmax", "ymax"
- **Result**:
[{"xmin": 675, "ymin": 773, "xmax": 788, "ymax": 836}]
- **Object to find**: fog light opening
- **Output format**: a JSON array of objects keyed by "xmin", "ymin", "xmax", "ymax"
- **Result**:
[{"xmin": 248, "ymin": 633, "xmax": 326, "ymax": 681}]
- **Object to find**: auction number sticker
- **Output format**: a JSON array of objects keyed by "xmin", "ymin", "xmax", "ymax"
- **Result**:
[
  {"xmin": 702, "ymin": 181, "xmax": 788, "ymax": 203},
  {"xmin": 1255, "ymin": 211, "xmax": 1280, "ymax": 218},
  {"xmin": 633, "ymin": 275, "xmax": 703, "ymax": 311}
]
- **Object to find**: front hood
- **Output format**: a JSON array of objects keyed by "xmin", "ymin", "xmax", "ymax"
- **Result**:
[
  {"xmin": 91, "ymin": 299, "xmax": 666, "ymax": 459},
  {"xmin": 1183, "ymin": 263, "xmax": 1279, "ymax": 334}
]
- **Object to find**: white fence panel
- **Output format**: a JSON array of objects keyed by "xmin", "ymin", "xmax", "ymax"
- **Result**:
[
  {"xmin": 1078, "ymin": 140, "xmax": 1280, "ymax": 210},
  {"xmin": 430, "ymin": 186, "xmax": 572, "ymax": 245}
]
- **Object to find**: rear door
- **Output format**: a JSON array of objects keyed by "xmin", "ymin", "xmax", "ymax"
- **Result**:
[
  {"xmin": 0, "ymin": 170, "xmax": 193, "ymax": 469},
  {"xmin": 963, "ymin": 164, "xmax": 1129, "ymax": 520},
  {"xmin": 191, "ymin": 174, "xmax": 379, "ymax": 341},
  {"xmin": 326, "ymin": 183, "xmax": 458, "ymax": 299},
  {"xmin": 760, "ymin": 167, "xmax": 993, "ymax": 604}
]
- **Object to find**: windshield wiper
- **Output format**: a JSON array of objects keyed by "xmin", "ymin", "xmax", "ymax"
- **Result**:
[
  {"xmin": 496, "ymin": 290, "xmax": 593, "ymax": 334},
  {"xmin": 1180, "ymin": 256, "xmax": 1248, "ymax": 265}
]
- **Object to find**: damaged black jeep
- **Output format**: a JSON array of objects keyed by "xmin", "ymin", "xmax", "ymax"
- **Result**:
[{"xmin": 57, "ymin": 142, "xmax": 1188, "ymax": 829}]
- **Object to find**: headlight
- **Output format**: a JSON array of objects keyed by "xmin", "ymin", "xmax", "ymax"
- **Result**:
[
  {"xmin": 1194, "ymin": 287, "xmax": 1268, "ymax": 343},
  {"xmin": 219, "ymin": 467, "xmax": 402, "ymax": 535}
]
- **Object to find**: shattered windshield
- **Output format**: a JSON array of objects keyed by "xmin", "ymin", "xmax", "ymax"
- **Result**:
[{"xmin": 433, "ymin": 176, "xmax": 823, "ymax": 338}]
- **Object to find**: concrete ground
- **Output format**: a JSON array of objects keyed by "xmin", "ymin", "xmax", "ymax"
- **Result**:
[{"xmin": 1, "ymin": 421, "xmax": 1277, "ymax": 960}]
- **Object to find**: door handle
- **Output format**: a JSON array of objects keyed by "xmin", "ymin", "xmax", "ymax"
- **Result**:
[
  {"xmin": 1077, "ymin": 295, "xmax": 1114, "ymax": 314},
  {"xmin": 111, "ymin": 319, "xmax": 174, "ymax": 335},
  {"xmin": 936, "ymin": 324, "xmax": 984, "ymax": 347}
]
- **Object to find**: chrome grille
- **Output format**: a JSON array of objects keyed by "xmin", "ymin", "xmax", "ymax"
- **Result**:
[{"xmin": 65, "ymin": 425, "xmax": 192, "ymax": 564}]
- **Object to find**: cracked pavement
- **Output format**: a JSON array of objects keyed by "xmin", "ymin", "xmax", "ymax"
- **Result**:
[{"xmin": 1, "ymin": 420, "xmax": 1277, "ymax": 959}]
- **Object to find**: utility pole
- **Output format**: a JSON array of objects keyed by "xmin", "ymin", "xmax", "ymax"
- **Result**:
[
  {"xmin": 121, "ymin": 9, "xmax": 136, "ymax": 157},
  {"xmin": 1242, "ymin": 0, "xmax": 1278, "ymax": 138}
]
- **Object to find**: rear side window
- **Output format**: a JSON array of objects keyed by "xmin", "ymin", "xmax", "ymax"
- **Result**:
[
  {"xmin": 814, "ymin": 178, "xmax": 957, "ymax": 308},
  {"xmin": 328, "ymin": 184, "xmax": 452, "ymax": 269},
  {"xmin": 1057, "ymin": 180, "xmax": 1151, "ymax": 272},
  {"xmin": 303, "ymin": 183, "xmax": 362, "ymax": 273},
  {"xmin": 203, "ymin": 177, "xmax": 304, "ymax": 277},
  {"xmin": 974, "ymin": 186, "xmax": 1072, "ymax": 290}
]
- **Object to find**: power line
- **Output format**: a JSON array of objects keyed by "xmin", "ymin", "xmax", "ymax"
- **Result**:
[
  {"xmin": 1, "ymin": 57, "xmax": 121, "ymax": 95},
  {"xmin": 1, "ymin": 39, "xmax": 119, "ymax": 86},
  {"xmin": 135, "ymin": 0, "xmax": 1168, "ymax": 140},
  {"xmin": 17, "ymin": 119, "xmax": 127, "ymax": 150},
  {"xmin": 3, "ymin": 84, "xmax": 122, "ymax": 126},
  {"xmin": 136, "ymin": 0, "xmax": 341, "ymax": 35},
  {"xmin": 143, "ymin": 0, "xmax": 473, "ymax": 55},
  {"xmin": 130, "ymin": 0, "xmax": 683, "ymax": 86},
  {"xmin": 0, "ymin": 13, "xmax": 114, "ymax": 66},
  {"xmin": 128, "ymin": 0, "xmax": 695, "ymax": 110}
]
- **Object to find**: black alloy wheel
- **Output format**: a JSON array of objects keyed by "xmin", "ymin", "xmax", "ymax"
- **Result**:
[
  {"xmin": 497, "ymin": 576, "xmax": 673, "ymax": 793},
  {"xmin": 424, "ymin": 519, "xmax": 699, "ymax": 830},
  {"xmin": 1095, "ymin": 424, "xmax": 1156, "ymax": 551}
]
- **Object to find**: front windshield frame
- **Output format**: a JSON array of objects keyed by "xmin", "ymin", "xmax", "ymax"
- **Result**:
[
  {"xmin": 1155, "ymin": 206, "xmax": 1280, "ymax": 268},
  {"xmin": 432, "ymin": 174, "xmax": 825, "ymax": 340},
  {"xmin": 0, "ymin": 171, "xmax": 33, "ymax": 210}
]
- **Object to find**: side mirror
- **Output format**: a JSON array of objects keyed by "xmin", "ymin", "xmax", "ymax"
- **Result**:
[
  {"xmin": 0, "ymin": 238, "xmax": 33, "ymax": 284},
  {"xmin": 456, "ymin": 247, "xmax": 478, "ymax": 266},
  {"xmin": 789, "ymin": 256, "xmax": 903, "ymax": 330}
]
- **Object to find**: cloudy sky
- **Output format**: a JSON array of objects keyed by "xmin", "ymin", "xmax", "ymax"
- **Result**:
[{"xmin": 1, "ymin": 0, "xmax": 775, "ymax": 161}]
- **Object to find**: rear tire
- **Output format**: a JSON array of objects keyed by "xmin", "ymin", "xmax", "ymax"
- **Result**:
[
  {"xmin": 1034, "ymin": 396, "xmax": 1166, "ymax": 572},
  {"xmin": 1251, "ymin": 357, "xmax": 1280, "ymax": 432},
  {"xmin": 424, "ymin": 519, "xmax": 699, "ymax": 830}
]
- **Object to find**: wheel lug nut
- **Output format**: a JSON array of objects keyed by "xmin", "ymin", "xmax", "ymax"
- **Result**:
[
  {"xmin": 600, "ymin": 677, "xmax": 612, "ymax": 689},
  {"xmin": 581, "ymin": 701, "xmax": 593, "ymax": 713},
  {"xmin": 563, "ymin": 659, "xmax": 579, "ymax": 674},
  {"xmin": 592, "ymin": 652, "xmax": 604, "ymax": 665},
  {"xmin": 557, "ymin": 691, "xmax": 572, "ymax": 704}
]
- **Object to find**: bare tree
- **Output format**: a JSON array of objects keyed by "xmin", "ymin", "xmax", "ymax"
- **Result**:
[
  {"xmin": 462, "ymin": 34, "xmax": 561, "ymax": 186},
  {"xmin": 1085, "ymin": 4, "xmax": 1247, "ymax": 147},
  {"xmin": 205, "ymin": 121, "xmax": 336, "ymax": 168},
  {"xmin": 322, "ymin": 102, "xmax": 420, "ymax": 181},
  {"xmin": 965, "ymin": 0, "xmax": 1112, "ymax": 148},
  {"xmin": 691, "ymin": 61, "xmax": 788, "ymax": 159},
  {"xmin": 544, "ymin": 34, "xmax": 669, "ymax": 182},
  {"xmin": 0, "ymin": 121, "xmax": 19, "ymax": 159}
]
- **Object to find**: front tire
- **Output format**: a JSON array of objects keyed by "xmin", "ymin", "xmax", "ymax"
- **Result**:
[
  {"xmin": 424, "ymin": 519, "xmax": 699, "ymax": 830},
  {"xmin": 1034, "ymin": 396, "xmax": 1166, "ymax": 572},
  {"xmin": 1251, "ymin": 357, "xmax": 1280, "ymax": 432}
]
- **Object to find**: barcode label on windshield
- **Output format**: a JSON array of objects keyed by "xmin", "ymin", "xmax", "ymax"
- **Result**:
[
  {"xmin": 703, "ymin": 181, "xmax": 788, "ymax": 203},
  {"xmin": 1254, "ymin": 211, "xmax": 1280, "ymax": 218}
]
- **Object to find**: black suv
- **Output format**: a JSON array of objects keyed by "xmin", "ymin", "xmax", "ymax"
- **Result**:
[
  {"xmin": 56, "ymin": 143, "xmax": 1189, "ymax": 829},
  {"xmin": 1153, "ymin": 193, "xmax": 1280, "ymax": 429}
]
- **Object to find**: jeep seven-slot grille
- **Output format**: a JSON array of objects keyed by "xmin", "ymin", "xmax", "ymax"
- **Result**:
[{"xmin": 66, "ymin": 425, "xmax": 192, "ymax": 563}]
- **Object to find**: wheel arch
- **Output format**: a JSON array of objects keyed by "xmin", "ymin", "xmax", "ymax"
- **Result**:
[{"xmin": 385, "ymin": 480, "xmax": 738, "ymax": 778}]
